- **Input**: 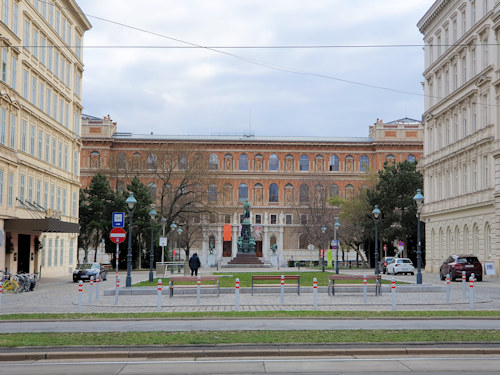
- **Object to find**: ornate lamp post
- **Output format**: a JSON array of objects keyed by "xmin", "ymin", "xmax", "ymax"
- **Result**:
[
  {"xmin": 160, "ymin": 217, "xmax": 167, "ymax": 264},
  {"xmin": 334, "ymin": 217, "xmax": 340, "ymax": 275},
  {"xmin": 413, "ymin": 189, "xmax": 424, "ymax": 285},
  {"xmin": 148, "ymin": 206, "xmax": 157, "ymax": 282},
  {"xmin": 125, "ymin": 192, "xmax": 137, "ymax": 287},
  {"xmin": 176, "ymin": 226, "xmax": 183, "ymax": 261},
  {"xmin": 372, "ymin": 205, "xmax": 381, "ymax": 275},
  {"xmin": 170, "ymin": 222, "xmax": 177, "ymax": 261},
  {"xmin": 320, "ymin": 225, "xmax": 327, "ymax": 272}
]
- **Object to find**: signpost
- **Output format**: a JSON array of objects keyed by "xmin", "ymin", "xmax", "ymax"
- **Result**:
[
  {"xmin": 112, "ymin": 212, "xmax": 125, "ymax": 228},
  {"xmin": 110, "ymin": 227, "xmax": 126, "ymax": 281}
]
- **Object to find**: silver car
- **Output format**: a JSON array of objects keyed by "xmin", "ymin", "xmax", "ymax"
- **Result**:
[{"xmin": 387, "ymin": 258, "xmax": 415, "ymax": 275}]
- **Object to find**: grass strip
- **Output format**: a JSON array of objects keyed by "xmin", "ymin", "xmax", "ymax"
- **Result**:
[
  {"xmin": 0, "ymin": 330, "xmax": 499, "ymax": 347},
  {"xmin": 1, "ymin": 310, "xmax": 500, "ymax": 320}
]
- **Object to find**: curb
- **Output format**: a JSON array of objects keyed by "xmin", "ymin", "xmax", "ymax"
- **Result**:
[{"xmin": 1, "ymin": 347, "xmax": 500, "ymax": 361}]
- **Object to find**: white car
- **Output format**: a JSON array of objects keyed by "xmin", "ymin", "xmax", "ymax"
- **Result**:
[{"xmin": 387, "ymin": 258, "xmax": 415, "ymax": 275}]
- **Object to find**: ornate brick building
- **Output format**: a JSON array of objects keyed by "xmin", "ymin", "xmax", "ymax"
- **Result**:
[{"xmin": 81, "ymin": 116, "xmax": 423, "ymax": 266}]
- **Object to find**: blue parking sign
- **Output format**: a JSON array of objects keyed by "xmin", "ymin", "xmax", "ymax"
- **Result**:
[{"xmin": 112, "ymin": 212, "xmax": 125, "ymax": 228}]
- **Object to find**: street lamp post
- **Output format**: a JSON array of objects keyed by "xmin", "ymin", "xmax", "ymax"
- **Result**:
[
  {"xmin": 148, "ymin": 206, "xmax": 157, "ymax": 282},
  {"xmin": 170, "ymin": 222, "xmax": 177, "ymax": 261},
  {"xmin": 125, "ymin": 192, "xmax": 137, "ymax": 287},
  {"xmin": 372, "ymin": 205, "xmax": 381, "ymax": 275},
  {"xmin": 320, "ymin": 225, "xmax": 327, "ymax": 272},
  {"xmin": 177, "ymin": 226, "xmax": 183, "ymax": 261},
  {"xmin": 334, "ymin": 217, "xmax": 340, "ymax": 274},
  {"xmin": 413, "ymin": 189, "xmax": 424, "ymax": 285},
  {"xmin": 160, "ymin": 218, "xmax": 167, "ymax": 264}
]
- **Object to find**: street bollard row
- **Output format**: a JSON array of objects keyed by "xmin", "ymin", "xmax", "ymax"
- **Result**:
[
  {"xmin": 157, "ymin": 279, "xmax": 162, "ymax": 311},
  {"xmin": 391, "ymin": 277, "xmax": 396, "ymax": 311}
]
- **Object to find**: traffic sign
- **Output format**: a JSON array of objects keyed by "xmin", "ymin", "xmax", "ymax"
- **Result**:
[
  {"xmin": 159, "ymin": 236, "xmax": 167, "ymax": 247},
  {"xmin": 112, "ymin": 212, "xmax": 125, "ymax": 228},
  {"xmin": 398, "ymin": 240, "xmax": 404, "ymax": 251},
  {"xmin": 110, "ymin": 227, "xmax": 126, "ymax": 244}
]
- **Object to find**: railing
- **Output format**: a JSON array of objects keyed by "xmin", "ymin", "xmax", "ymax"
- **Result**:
[{"xmin": 156, "ymin": 262, "xmax": 185, "ymax": 277}]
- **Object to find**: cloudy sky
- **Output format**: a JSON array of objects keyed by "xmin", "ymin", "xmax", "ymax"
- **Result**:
[{"xmin": 79, "ymin": 0, "xmax": 436, "ymax": 138}]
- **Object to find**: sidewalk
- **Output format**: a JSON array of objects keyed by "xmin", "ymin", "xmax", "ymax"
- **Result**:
[{"xmin": 1, "ymin": 267, "xmax": 499, "ymax": 314}]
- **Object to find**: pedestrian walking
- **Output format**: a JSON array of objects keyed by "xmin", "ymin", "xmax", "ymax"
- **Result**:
[{"xmin": 189, "ymin": 253, "xmax": 201, "ymax": 276}]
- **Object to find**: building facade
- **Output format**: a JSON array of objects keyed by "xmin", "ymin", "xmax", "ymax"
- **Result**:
[
  {"xmin": 81, "ymin": 116, "xmax": 423, "ymax": 267},
  {"xmin": 418, "ymin": 0, "xmax": 500, "ymax": 275},
  {"xmin": 0, "ymin": 0, "xmax": 91, "ymax": 277}
]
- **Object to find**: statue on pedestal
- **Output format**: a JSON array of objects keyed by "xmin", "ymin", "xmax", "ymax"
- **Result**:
[{"xmin": 237, "ymin": 200, "xmax": 256, "ymax": 254}]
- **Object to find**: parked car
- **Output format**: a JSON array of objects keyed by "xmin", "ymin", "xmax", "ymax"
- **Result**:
[
  {"xmin": 440, "ymin": 255, "xmax": 483, "ymax": 281},
  {"xmin": 379, "ymin": 257, "xmax": 394, "ymax": 274},
  {"xmin": 386, "ymin": 258, "xmax": 415, "ymax": 275},
  {"xmin": 73, "ymin": 263, "xmax": 108, "ymax": 282}
]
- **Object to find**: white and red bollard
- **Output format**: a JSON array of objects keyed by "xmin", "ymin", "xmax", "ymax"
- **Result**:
[
  {"xmin": 235, "ymin": 278, "xmax": 240, "ymax": 311},
  {"xmin": 391, "ymin": 277, "xmax": 396, "ymax": 311},
  {"xmin": 469, "ymin": 274, "xmax": 475, "ymax": 310},
  {"xmin": 446, "ymin": 274, "xmax": 450, "ymax": 303},
  {"xmin": 462, "ymin": 271, "xmax": 467, "ymax": 298},
  {"xmin": 363, "ymin": 275, "xmax": 367, "ymax": 304},
  {"xmin": 197, "ymin": 276, "xmax": 201, "ymax": 305},
  {"xmin": 157, "ymin": 279, "xmax": 162, "ymax": 311},
  {"xmin": 88, "ymin": 276, "xmax": 94, "ymax": 303},
  {"xmin": 0, "ymin": 281, "xmax": 3, "ymax": 307},
  {"xmin": 114, "ymin": 277, "xmax": 120, "ymax": 305},
  {"xmin": 77, "ymin": 280, "xmax": 83, "ymax": 313},
  {"xmin": 313, "ymin": 277, "xmax": 318, "ymax": 311},
  {"xmin": 281, "ymin": 275, "xmax": 285, "ymax": 305}
]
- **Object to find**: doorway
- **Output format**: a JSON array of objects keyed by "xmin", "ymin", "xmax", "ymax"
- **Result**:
[
  {"xmin": 255, "ymin": 240, "xmax": 262, "ymax": 257},
  {"xmin": 223, "ymin": 241, "xmax": 232, "ymax": 257},
  {"xmin": 17, "ymin": 234, "xmax": 31, "ymax": 273}
]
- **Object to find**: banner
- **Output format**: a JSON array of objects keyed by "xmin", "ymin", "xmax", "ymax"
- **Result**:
[{"xmin": 224, "ymin": 224, "xmax": 232, "ymax": 241}]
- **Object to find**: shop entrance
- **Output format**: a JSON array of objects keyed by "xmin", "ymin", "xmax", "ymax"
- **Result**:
[{"xmin": 17, "ymin": 234, "xmax": 31, "ymax": 273}]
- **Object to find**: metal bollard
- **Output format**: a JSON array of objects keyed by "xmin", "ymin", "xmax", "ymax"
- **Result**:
[
  {"xmin": 391, "ymin": 277, "xmax": 396, "ymax": 311},
  {"xmin": 280, "ymin": 275, "xmax": 285, "ymax": 305},
  {"xmin": 363, "ymin": 275, "xmax": 367, "ymax": 304},
  {"xmin": 462, "ymin": 271, "xmax": 466, "ymax": 299},
  {"xmin": 88, "ymin": 276, "xmax": 94, "ymax": 303},
  {"xmin": 469, "ymin": 274, "xmax": 475, "ymax": 310},
  {"xmin": 197, "ymin": 276, "xmax": 201, "ymax": 305},
  {"xmin": 313, "ymin": 278, "xmax": 318, "ymax": 311},
  {"xmin": 235, "ymin": 278, "xmax": 240, "ymax": 311},
  {"xmin": 114, "ymin": 277, "xmax": 120, "ymax": 305},
  {"xmin": 0, "ymin": 281, "xmax": 3, "ymax": 307},
  {"xmin": 157, "ymin": 279, "xmax": 162, "ymax": 312},
  {"xmin": 77, "ymin": 280, "xmax": 83, "ymax": 313},
  {"xmin": 95, "ymin": 275, "xmax": 100, "ymax": 301},
  {"xmin": 446, "ymin": 274, "xmax": 450, "ymax": 303}
]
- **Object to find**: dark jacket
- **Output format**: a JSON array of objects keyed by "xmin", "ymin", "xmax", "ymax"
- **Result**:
[{"xmin": 189, "ymin": 253, "xmax": 201, "ymax": 270}]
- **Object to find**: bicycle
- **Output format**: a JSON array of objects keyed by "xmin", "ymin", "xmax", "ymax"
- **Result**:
[{"xmin": 2, "ymin": 278, "xmax": 19, "ymax": 293}]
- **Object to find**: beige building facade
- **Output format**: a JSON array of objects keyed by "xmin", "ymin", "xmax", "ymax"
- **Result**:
[
  {"xmin": 0, "ymin": 0, "xmax": 91, "ymax": 277},
  {"xmin": 418, "ymin": 0, "xmax": 500, "ymax": 275}
]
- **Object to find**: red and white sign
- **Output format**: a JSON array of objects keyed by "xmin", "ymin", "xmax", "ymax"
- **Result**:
[{"xmin": 110, "ymin": 227, "xmax": 126, "ymax": 244}]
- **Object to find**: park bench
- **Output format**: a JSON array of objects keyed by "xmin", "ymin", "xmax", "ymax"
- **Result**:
[
  {"xmin": 168, "ymin": 276, "xmax": 220, "ymax": 297},
  {"xmin": 251, "ymin": 275, "xmax": 300, "ymax": 296},
  {"xmin": 328, "ymin": 274, "xmax": 382, "ymax": 296}
]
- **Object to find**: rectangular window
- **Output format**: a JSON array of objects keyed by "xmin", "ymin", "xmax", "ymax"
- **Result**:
[
  {"xmin": 285, "ymin": 214, "xmax": 292, "ymax": 225},
  {"xmin": 58, "ymin": 140, "xmax": 62, "ymax": 168},
  {"xmin": 8, "ymin": 173, "xmax": 13, "ymax": 206},
  {"xmin": 0, "ymin": 170, "xmax": 3, "ymax": 205},
  {"xmin": 65, "ymin": 102, "xmax": 69, "ymax": 127},
  {"xmin": 482, "ymin": 94, "xmax": 488, "ymax": 127},
  {"xmin": 11, "ymin": 56, "xmax": 16, "ymax": 90},
  {"xmin": 59, "ymin": 98, "xmax": 63, "ymax": 123},
  {"xmin": 41, "ymin": 1, "xmax": 46, "ymax": 18},
  {"xmin": 56, "ymin": 10, "xmax": 60, "ymax": 35},
  {"xmin": 43, "ymin": 181, "xmax": 48, "ymax": 208},
  {"xmin": 463, "ymin": 165, "xmax": 468, "ymax": 194},
  {"xmin": 62, "ymin": 17, "xmax": 66, "ymax": 42},
  {"xmin": 75, "ymin": 35, "xmax": 82, "ymax": 59},
  {"xmin": 24, "ymin": 21, "xmax": 30, "ymax": 51},
  {"xmin": 483, "ymin": 38, "xmax": 489, "ymax": 69},
  {"xmin": 72, "ymin": 191, "xmax": 77, "ymax": 217},
  {"xmin": 28, "ymin": 176, "xmax": 33, "ymax": 202},
  {"xmin": 472, "ymin": 161, "xmax": 477, "ymax": 192},
  {"xmin": 2, "ymin": 0, "xmax": 8, "ymax": 26},
  {"xmin": 37, "ymin": 129, "xmax": 43, "ymax": 158},
  {"xmin": 36, "ymin": 179, "xmax": 41, "ymax": 205},
  {"xmin": 19, "ymin": 174, "xmax": 25, "ymax": 203},
  {"xmin": 22, "ymin": 69, "xmax": 28, "ymax": 99},
  {"xmin": 0, "ymin": 107, "xmax": 6, "ymax": 145},
  {"xmin": 49, "ymin": 2, "xmax": 54, "ymax": 26},
  {"xmin": 57, "ymin": 186, "xmax": 61, "ymax": 211},
  {"xmin": 61, "ymin": 58, "xmax": 65, "ymax": 83},
  {"xmin": 45, "ymin": 134, "xmax": 50, "ymax": 161},
  {"xmin": 54, "ymin": 51, "xmax": 59, "ymax": 78},
  {"xmin": 33, "ymin": 29, "xmax": 39, "ymax": 58},
  {"xmin": 9, "ymin": 114, "xmax": 16, "ymax": 148},
  {"xmin": 51, "ymin": 137, "xmax": 56, "ymax": 165},
  {"xmin": 1, "ymin": 48, "xmax": 7, "ymax": 82},
  {"xmin": 62, "ymin": 188, "xmax": 67, "ymax": 215},
  {"xmin": 60, "ymin": 239, "xmax": 64, "ymax": 265},
  {"xmin": 64, "ymin": 144, "xmax": 68, "ymax": 170},
  {"xmin": 48, "ymin": 238, "xmax": 52, "ymax": 266},
  {"xmin": 12, "ymin": 2, "xmax": 18, "ymax": 35},
  {"xmin": 270, "ymin": 214, "xmax": 277, "ymax": 224},
  {"xmin": 21, "ymin": 120, "xmax": 27, "ymax": 152},
  {"xmin": 255, "ymin": 214, "xmax": 262, "ymax": 224},
  {"xmin": 53, "ymin": 93, "xmax": 57, "ymax": 120},
  {"xmin": 73, "ymin": 150, "xmax": 78, "ymax": 175},
  {"xmin": 39, "ymin": 82, "xmax": 45, "ymax": 110},
  {"xmin": 40, "ymin": 36, "xmax": 46, "ymax": 65},
  {"xmin": 30, "ymin": 125, "xmax": 35, "ymax": 155},
  {"xmin": 46, "ymin": 88, "xmax": 51, "ymax": 116},
  {"xmin": 31, "ymin": 76, "xmax": 37, "ymax": 105},
  {"xmin": 50, "ymin": 183, "xmax": 54, "ymax": 209},
  {"xmin": 47, "ymin": 45, "xmax": 53, "ymax": 71},
  {"xmin": 74, "ymin": 111, "xmax": 80, "ymax": 135},
  {"xmin": 300, "ymin": 214, "xmax": 307, "ymax": 224},
  {"xmin": 483, "ymin": 155, "xmax": 489, "ymax": 189},
  {"xmin": 54, "ymin": 238, "xmax": 58, "ymax": 266},
  {"xmin": 462, "ymin": 108, "xmax": 467, "ymax": 138}
]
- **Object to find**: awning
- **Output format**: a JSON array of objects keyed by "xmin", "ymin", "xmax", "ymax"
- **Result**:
[{"xmin": 4, "ymin": 218, "xmax": 79, "ymax": 233}]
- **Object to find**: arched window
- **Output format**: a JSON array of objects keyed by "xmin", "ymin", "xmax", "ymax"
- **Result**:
[
  {"xmin": 285, "ymin": 154, "xmax": 294, "ymax": 171},
  {"xmin": 485, "ymin": 223, "xmax": 492, "ymax": 256},
  {"xmin": 239, "ymin": 154, "xmax": 248, "ymax": 170},
  {"xmin": 329, "ymin": 184, "xmax": 339, "ymax": 197},
  {"xmin": 269, "ymin": 154, "xmax": 279, "ymax": 171},
  {"xmin": 345, "ymin": 155, "xmax": 354, "ymax": 172},
  {"xmin": 407, "ymin": 154, "xmax": 416, "ymax": 163},
  {"xmin": 238, "ymin": 183, "xmax": 248, "ymax": 201},
  {"xmin": 209, "ymin": 235, "xmax": 216, "ymax": 252},
  {"xmin": 254, "ymin": 154, "xmax": 263, "ymax": 170},
  {"xmin": 90, "ymin": 151, "xmax": 100, "ymax": 168},
  {"xmin": 116, "ymin": 152, "xmax": 127, "ymax": 170},
  {"xmin": 299, "ymin": 184, "xmax": 309, "ymax": 202},
  {"xmin": 147, "ymin": 182, "xmax": 157, "ymax": 199},
  {"xmin": 299, "ymin": 154, "xmax": 309, "ymax": 171},
  {"xmin": 148, "ymin": 153, "xmax": 158, "ymax": 170},
  {"xmin": 454, "ymin": 226, "xmax": 460, "ymax": 253},
  {"xmin": 360, "ymin": 155, "xmax": 369, "ymax": 172},
  {"xmin": 385, "ymin": 154, "xmax": 395, "ymax": 165},
  {"xmin": 463, "ymin": 225, "xmax": 470, "ymax": 253},
  {"xmin": 329, "ymin": 155, "xmax": 339, "ymax": 171},
  {"xmin": 223, "ymin": 183, "xmax": 233, "ymax": 202},
  {"xmin": 446, "ymin": 227, "xmax": 452, "ymax": 256},
  {"xmin": 132, "ymin": 152, "xmax": 142, "ymax": 170},
  {"xmin": 285, "ymin": 183, "xmax": 294, "ymax": 202},
  {"xmin": 270, "ymin": 235, "xmax": 277, "ymax": 250},
  {"xmin": 345, "ymin": 184, "xmax": 354, "ymax": 200},
  {"xmin": 208, "ymin": 184, "xmax": 218, "ymax": 202},
  {"xmin": 224, "ymin": 153, "xmax": 233, "ymax": 170},
  {"xmin": 473, "ymin": 225, "xmax": 479, "ymax": 255},
  {"xmin": 208, "ymin": 153, "xmax": 219, "ymax": 170},
  {"xmin": 269, "ymin": 183, "xmax": 279, "ymax": 202},
  {"xmin": 253, "ymin": 183, "xmax": 263, "ymax": 203},
  {"xmin": 315, "ymin": 155, "xmax": 324, "ymax": 171},
  {"xmin": 178, "ymin": 153, "xmax": 187, "ymax": 170},
  {"xmin": 314, "ymin": 184, "xmax": 325, "ymax": 201}
]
